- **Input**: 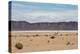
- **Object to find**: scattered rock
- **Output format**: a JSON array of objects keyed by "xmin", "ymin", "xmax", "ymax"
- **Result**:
[
  {"xmin": 15, "ymin": 43, "xmax": 23, "ymax": 49},
  {"xmin": 30, "ymin": 39, "xmax": 33, "ymax": 41},
  {"xmin": 72, "ymin": 43, "xmax": 74, "ymax": 45},
  {"xmin": 66, "ymin": 42, "xmax": 70, "ymax": 46},
  {"xmin": 65, "ymin": 34, "xmax": 69, "ymax": 36},
  {"xmin": 62, "ymin": 38, "xmax": 64, "ymax": 40},
  {"xmin": 26, "ymin": 35, "xmax": 29, "ymax": 37},
  {"xmin": 48, "ymin": 40, "xmax": 50, "ymax": 43},
  {"xmin": 35, "ymin": 34, "xmax": 39, "ymax": 36},
  {"xmin": 50, "ymin": 36, "xmax": 55, "ymax": 39}
]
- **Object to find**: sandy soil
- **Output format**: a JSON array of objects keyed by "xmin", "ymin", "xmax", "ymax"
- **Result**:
[{"xmin": 9, "ymin": 31, "xmax": 78, "ymax": 53}]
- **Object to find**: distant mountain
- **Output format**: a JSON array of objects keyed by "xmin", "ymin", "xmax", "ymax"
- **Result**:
[{"xmin": 9, "ymin": 21, "xmax": 78, "ymax": 31}]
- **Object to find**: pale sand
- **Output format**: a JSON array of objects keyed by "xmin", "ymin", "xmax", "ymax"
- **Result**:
[{"xmin": 9, "ymin": 31, "xmax": 78, "ymax": 53}]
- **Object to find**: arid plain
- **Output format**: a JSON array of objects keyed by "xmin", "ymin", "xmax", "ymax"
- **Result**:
[{"xmin": 9, "ymin": 31, "xmax": 78, "ymax": 53}]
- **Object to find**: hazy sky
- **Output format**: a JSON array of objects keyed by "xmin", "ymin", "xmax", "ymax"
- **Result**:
[{"xmin": 11, "ymin": 1, "xmax": 78, "ymax": 23}]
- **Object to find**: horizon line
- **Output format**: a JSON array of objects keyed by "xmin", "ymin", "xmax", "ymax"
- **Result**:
[{"xmin": 9, "ymin": 20, "xmax": 78, "ymax": 23}]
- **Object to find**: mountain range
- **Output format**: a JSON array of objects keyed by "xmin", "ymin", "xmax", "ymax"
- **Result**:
[{"xmin": 9, "ymin": 21, "xmax": 78, "ymax": 31}]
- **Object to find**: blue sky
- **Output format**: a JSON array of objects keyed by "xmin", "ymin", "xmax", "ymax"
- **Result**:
[{"xmin": 11, "ymin": 1, "xmax": 78, "ymax": 23}]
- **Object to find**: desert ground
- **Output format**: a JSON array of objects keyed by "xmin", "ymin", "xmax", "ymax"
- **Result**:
[{"xmin": 9, "ymin": 31, "xmax": 78, "ymax": 53}]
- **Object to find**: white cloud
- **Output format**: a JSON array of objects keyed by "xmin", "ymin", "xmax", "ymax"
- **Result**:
[{"xmin": 11, "ymin": 9, "xmax": 78, "ymax": 23}]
